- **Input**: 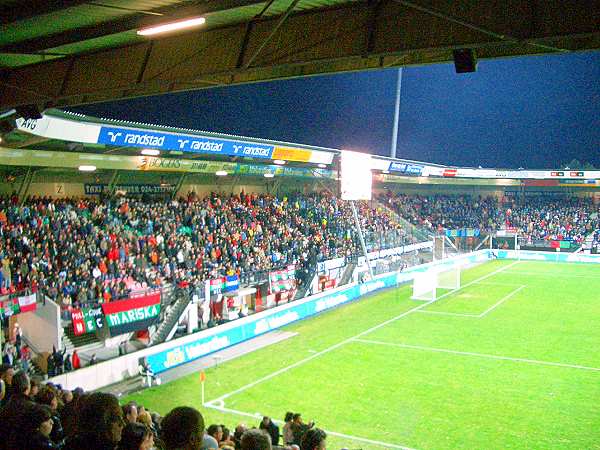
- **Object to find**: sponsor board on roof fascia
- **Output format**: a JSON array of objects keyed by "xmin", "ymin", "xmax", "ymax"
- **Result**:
[
  {"xmin": 16, "ymin": 115, "xmax": 334, "ymax": 164},
  {"xmin": 0, "ymin": 149, "xmax": 333, "ymax": 178}
]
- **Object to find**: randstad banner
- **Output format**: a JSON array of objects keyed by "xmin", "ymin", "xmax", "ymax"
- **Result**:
[
  {"xmin": 97, "ymin": 126, "xmax": 274, "ymax": 159},
  {"xmin": 101, "ymin": 292, "xmax": 161, "ymax": 336}
]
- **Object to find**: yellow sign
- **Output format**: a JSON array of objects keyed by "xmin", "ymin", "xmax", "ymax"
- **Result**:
[{"xmin": 272, "ymin": 146, "xmax": 312, "ymax": 163}]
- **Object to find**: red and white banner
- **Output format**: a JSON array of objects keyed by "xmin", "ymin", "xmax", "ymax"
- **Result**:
[
  {"xmin": 18, "ymin": 293, "xmax": 37, "ymax": 313},
  {"xmin": 71, "ymin": 308, "xmax": 86, "ymax": 336}
]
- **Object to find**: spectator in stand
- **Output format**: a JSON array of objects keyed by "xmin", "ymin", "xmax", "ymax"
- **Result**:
[
  {"xmin": 206, "ymin": 424, "xmax": 224, "ymax": 448},
  {"xmin": 290, "ymin": 414, "xmax": 314, "ymax": 446},
  {"xmin": 0, "ymin": 364, "xmax": 15, "ymax": 406},
  {"xmin": 300, "ymin": 428, "xmax": 327, "ymax": 450},
  {"xmin": 123, "ymin": 402, "xmax": 138, "ymax": 424},
  {"xmin": 117, "ymin": 422, "xmax": 154, "ymax": 450},
  {"xmin": 0, "ymin": 370, "xmax": 33, "ymax": 450},
  {"xmin": 71, "ymin": 350, "xmax": 81, "ymax": 370},
  {"xmin": 240, "ymin": 429, "xmax": 272, "ymax": 450},
  {"xmin": 220, "ymin": 426, "xmax": 236, "ymax": 450},
  {"xmin": 36, "ymin": 386, "xmax": 65, "ymax": 446},
  {"xmin": 282, "ymin": 412, "xmax": 294, "ymax": 446},
  {"xmin": 9, "ymin": 402, "xmax": 57, "ymax": 450},
  {"xmin": 29, "ymin": 377, "xmax": 41, "ymax": 399},
  {"xmin": 233, "ymin": 423, "xmax": 248, "ymax": 449},
  {"xmin": 160, "ymin": 406, "xmax": 205, "ymax": 450},
  {"xmin": 259, "ymin": 416, "xmax": 280, "ymax": 446},
  {"xmin": 60, "ymin": 389, "xmax": 86, "ymax": 440},
  {"xmin": 63, "ymin": 392, "xmax": 124, "ymax": 450}
]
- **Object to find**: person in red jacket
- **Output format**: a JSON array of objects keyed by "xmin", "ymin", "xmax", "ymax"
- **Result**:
[{"xmin": 71, "ymin": 350, "xmax": 80, "ymax": 370}]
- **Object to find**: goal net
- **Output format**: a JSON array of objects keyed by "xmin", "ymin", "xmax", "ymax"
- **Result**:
[{"xmin": 411, "ymin": 266, "xmax": 461, "ymax": 301}]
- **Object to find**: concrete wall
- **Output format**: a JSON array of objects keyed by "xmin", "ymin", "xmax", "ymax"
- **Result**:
[{"xmin": 18, "ymin": 298, "xmax": 61, "ymax": 353}]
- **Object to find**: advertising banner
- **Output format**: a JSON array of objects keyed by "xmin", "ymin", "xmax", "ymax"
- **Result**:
[
  {"xmin": 209, "ymin": 275, "xmax": 240, "ymax": 295},
  {"xmin": 269, "ymin": 266, "xmax": 296, "ymax": 293},
  {"xmin": 71, "ymin": 307, "xmax": 105, "ymax": 335},
  {"xmin": 17, "ymin": 293, "xmax": 37, "ymax": 313},
  {"xmin": 97, "ymin": 126, "xmax": 275, "ymax": 159},
  {"xmin": 101, "ymin": 292, "xmax": 161, "ymax": 336},
  {"xmin": 388, "ymin": 162, "xmax": 424, "ymax": 176},
  {"xmin": 84, "ymin": 184, "xmax": 177, "ymax": 195},
  {"xmin": 445, "ymin": 229, "xmax": 481, "ymax": 238},
  {"xmin": 0, "ymin": 298, "xmax": 20, "ymax": 317}
]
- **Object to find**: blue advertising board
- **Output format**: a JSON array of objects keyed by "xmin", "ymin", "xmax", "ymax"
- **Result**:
[
  {"xmin": 97, "ymin": 126, "xmax": 274, "ymax": 159},
  {"xmin": 388, "ymin": 162, "xmax": 424, "ymax": 176}
]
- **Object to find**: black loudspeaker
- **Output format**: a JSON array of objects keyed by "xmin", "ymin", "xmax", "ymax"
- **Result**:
[
  {"xmin": 15, "ymin": 104, "xmax": 42, "ymax": 120},
  {"xmin": 453, "ymin": 48, "xmax": 477, "ymax": 73}
]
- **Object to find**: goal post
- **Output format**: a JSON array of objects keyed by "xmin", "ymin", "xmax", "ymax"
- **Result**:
[{"xmin": 411, "ymin": 266, "xmax": 461, "ymax": 301}]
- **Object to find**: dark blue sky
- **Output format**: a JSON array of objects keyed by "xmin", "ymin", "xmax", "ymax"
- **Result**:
[{"xmin": 76, "ymin": 51, "xmax": 600, "ymax": 169}]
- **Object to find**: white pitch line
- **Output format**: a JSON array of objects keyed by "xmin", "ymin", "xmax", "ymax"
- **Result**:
[
  {"xmin": 417, "ymin": 310, "xmax": 479, "ymax": 317},
  {"xmin": 352, "ymin": 339, "xmax": 600, "ymax": 372},
  {"xmin": 209, "ymin": 260, "xmax": 521, "ymax": 403},
  {"xmin": 474, "ymin": 281, "xmax": 524, "ymax": 287},
  {"xmin": 502, "ymin": 270, "xmax": 600, "ymax": 279},
  {"xmin": 204, "ymin": 402, "xmax": 417, "ymax": 450},
  {"xmin": 478, "ymin": 285, "xmax": 526, "ymax": 317}
]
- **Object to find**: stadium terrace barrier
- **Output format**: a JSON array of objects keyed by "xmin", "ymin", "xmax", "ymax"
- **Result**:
[
  {"xmin": 494, "ymin": 249, "xmax": 600, "ymax": 264},
  {"xmin": 49, "ymin": 250, "xmax": 492, "ymax": 391}
]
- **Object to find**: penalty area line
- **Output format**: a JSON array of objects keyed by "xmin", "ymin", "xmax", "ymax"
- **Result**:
[
  {"xmin": 203, "ymin": 402, "xmax": 418, "ymax": 450},
  {"xmin": 352, "ymin": 339, "xmax": 600, "ymax": 372}
]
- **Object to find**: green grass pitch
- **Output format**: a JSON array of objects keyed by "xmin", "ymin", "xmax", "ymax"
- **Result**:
[{"xmin": 125, "ymin": 259, "xmax": 600, "ymax": 449}]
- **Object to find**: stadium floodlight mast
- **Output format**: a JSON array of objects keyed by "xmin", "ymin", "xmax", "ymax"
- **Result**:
[{"xmin": 137, "ymin": 17, "xmax": 206, "ymax": 36}]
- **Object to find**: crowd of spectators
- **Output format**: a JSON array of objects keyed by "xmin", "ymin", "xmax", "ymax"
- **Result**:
[
  {"xmin": 0, "ymin": 192, "xmax": 403, "ymax": 312},
  {"xmin": 0, "ymin": 364, "xmax": 327, "ymax": 450},
  {"xmin": 1, "ymin": 190, "xmax": 598, "ymax": 318},
  {"xmin": 383, "ymin": 192, "xmax": 600, "ymax": 244}
]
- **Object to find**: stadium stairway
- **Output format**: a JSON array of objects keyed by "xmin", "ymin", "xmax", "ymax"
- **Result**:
[
  {"xmin": 62, "ymin": 325, "xmax": 102, "ymax": 353},
  {"xmin": 338, "ymin": 262, "xmax": 356, "ymax": 286},
  {"xmin": 149, "ymin": 288, "xmax": 192, "ymax": 346},
  {"xmin": 373, "ymin": 199, "xmax": 433, "ymax": 243}
]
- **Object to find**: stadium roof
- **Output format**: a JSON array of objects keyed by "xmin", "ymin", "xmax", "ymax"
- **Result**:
[
  {"xmin": 1, "ymin": 1, "xmax": 599, "ymax": 110},
  {"xmin": 2, "ymin": 109, "xmax": 600, "ymax": 186}
]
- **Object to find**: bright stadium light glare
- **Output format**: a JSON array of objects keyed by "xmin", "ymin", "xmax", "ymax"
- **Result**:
[
  {"xmin": 263, "ymin": 173, "xmax": 274, "ymax": 178},
  {"xmin": 273, "ymin": 160, "xmax": 286, "ymax": 165},
  {"xmin": 215, "ymin": 170, "xmax": 228, "ymax": 176},
  {"xmin": 137, "ymin": 17, "xmax": 206, "ymax": 36},
  {"xmin": 141, "ymin": 149, "xmax": 160, "ymax": 156},
  {"xmin": 78, "ymin": 165, "xmax": 96, "ymax": 172},
  {"xmin": 382, "ymin": 170, "xmax": 390, "ymax": 174},
  {"xmin": 318, "ymin": 163, "xmax": 327, "ymax": 168}
]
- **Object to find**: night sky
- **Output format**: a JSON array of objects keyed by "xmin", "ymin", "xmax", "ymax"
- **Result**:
[{"xmin": 76, "ymin": 51, "xmax": 600, "ymax": 169}]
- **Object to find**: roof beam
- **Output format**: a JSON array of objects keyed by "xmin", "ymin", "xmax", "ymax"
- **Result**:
[
  {"xmin": 1, "ymin": 0, "xmax": 92, "ymax": 25},
  {"xmin": 1, "ymin": 1, "xmax": 599, "ymax": 110},
  {"xmin": 0, "ymin": 0, "xmax": 267, "ymax": 54}
]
